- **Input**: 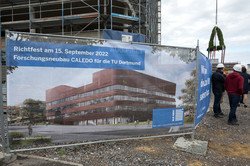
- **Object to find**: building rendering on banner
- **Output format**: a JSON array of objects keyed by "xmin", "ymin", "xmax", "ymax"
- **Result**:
[{"xmin": 46, "ymin": 69, "xmax": 176, "ymax": 125}]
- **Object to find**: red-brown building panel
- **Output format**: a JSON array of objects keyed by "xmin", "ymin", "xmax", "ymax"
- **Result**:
[{"xmin": 46, "ymin": 69, "xmax": 176, "ymax": 125}]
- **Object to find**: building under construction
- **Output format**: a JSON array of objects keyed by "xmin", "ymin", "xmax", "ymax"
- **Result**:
[
  {"xmin": 0, "ymin": 0, "xmax": 161, "ymax": 115},
  {"xmin": 0, "ymin": 0, "xmax": 161, "ymax": 44}
]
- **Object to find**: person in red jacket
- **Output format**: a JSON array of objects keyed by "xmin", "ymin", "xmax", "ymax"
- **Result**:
[{"xmin": 224, "ymin": 64, "xmax": 244, "ymax": 125}]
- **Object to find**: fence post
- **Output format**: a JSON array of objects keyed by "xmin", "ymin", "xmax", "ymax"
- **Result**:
[
  {"xmin": 192, "ymin": 40, "xmax": 200, "ymax": 140},
  {"xmin": 0, "ymin": 16, "xmax": 6, "ymax": 152}
]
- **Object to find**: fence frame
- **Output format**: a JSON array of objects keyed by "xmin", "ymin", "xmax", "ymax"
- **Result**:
[{"xmin": 1, "ymin": 30, "xmax": 200, "ymax": 153}]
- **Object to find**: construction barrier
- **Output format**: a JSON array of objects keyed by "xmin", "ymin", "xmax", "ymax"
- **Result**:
[{"xmin": 0, "ymin": 31, "xmax": 211, "ymax": 152}]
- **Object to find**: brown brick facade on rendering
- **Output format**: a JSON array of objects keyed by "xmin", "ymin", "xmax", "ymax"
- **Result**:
[{"xmin": 46, "ymin": 69, "xmax": 176, "ymax": 125}]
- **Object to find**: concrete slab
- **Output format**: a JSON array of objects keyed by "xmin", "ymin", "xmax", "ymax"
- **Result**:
[
  {"xmin": 173, "ymin": 137, "xmax": 208, "ymax": 156},
  {"xmin": 0, "ymin": 152, "xmax": 17, "ymax": 165}
]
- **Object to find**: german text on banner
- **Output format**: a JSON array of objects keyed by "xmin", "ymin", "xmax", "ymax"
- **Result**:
[
  {"xmin": 195, "ymin": 52, "xmax": 212, "ymax": 127},
  {"xmin": 7, "ymin": 40, "xmax": 145, "ymax": 70}
]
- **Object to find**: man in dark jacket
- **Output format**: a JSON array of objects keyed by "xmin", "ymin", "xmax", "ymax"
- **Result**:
[
  {"xmin": 239, "ymin": 65, "xmax": 250, "ymax": 107},
  {"xmin": 224, "ymin": 64, "xmax": 244, "ymax": 125},
  {"xmin": 212, "ymin": 63, "xmax": 226, "ymax": 118}
]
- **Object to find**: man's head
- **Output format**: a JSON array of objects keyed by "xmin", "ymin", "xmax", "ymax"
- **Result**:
[
  {"xmin": 233, "ymin": 64, "xmax": 242, "ymax": 72},
  {"xmin": 216, "ymin": 63, "xmax": 224, "ymax": 70}
]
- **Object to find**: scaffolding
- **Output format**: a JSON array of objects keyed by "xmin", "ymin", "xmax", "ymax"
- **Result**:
[{"xmin": 0, "ymin": 0, "xmax": 161, "ymax": 44}]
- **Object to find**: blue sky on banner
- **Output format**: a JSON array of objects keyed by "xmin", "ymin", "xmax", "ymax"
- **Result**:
[{"xmin": 162, "ymin": 0, "xmax": 250, "ymax": 67}]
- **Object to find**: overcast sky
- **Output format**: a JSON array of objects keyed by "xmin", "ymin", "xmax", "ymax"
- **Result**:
[{"xmin": 161, "ymin": 0, "xmax": 250, "ymax": 67}]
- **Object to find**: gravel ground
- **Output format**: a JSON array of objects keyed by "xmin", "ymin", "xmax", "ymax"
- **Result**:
[{"xmin": 8, "ymin": 93, "xmax": 250, "ymax": 166}]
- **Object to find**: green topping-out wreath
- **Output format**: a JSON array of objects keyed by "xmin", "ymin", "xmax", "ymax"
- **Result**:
[{"xmin": 207, "ymin": 26, "xmax": 226, "ymax": 51}]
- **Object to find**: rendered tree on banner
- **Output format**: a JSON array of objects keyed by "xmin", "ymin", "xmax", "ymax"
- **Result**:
[
  {"xmin": 178, "ymin": 69, "xmax": 196, "ymax": 120},
  {"xmin": 207, "ymin": 0, "xmax": 226, "ymax": 63},
  {"xmin": 22, "ymin": 98, "xmax": 46, "ymax": 124}
]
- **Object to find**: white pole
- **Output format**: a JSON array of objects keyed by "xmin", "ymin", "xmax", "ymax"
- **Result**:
[{"xmin": 216, "ymin": 0, "xmax": 218, "ymax": 25}]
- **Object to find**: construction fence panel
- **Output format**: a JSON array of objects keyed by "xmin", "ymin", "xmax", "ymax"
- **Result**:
[{"xmin": 4, "ymin": 31, "xmax": 202, "ymax": 152}]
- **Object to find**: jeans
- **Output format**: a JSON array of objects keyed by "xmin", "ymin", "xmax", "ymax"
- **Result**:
[
  {"xmin": 240, "ymin": 94, "xmax": 243, "ymax": 103},
  {"xmin": 213, "ymin": 91, "xmax": 223, "ymax": 114},
  {"xmin": 228, "ymin": 94, "xmax": 241, "ymax": 122}
]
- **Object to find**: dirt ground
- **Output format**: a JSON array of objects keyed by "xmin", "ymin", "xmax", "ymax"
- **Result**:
[
  {"xmin": 6, "ymin": 154, "xmax": 81, "ymax": 166},
  {"xmin": 6, "ymin": 93, "xmax": 250, "ymax": 166}
]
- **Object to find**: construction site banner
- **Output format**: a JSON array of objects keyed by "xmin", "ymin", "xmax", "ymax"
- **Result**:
[
  {"xmin": 195, "ymin": 52, "xmax": 212, "ymax": 127},
  {"xmin": 7, "ymin": 40, "xmax": 145, "ymax": 70},
  {"xmin": 152, "ymin": 108, "xmax": 184, "ymax": 128},
  {"xmin": 6, "ymin": 31, "xmax": 196, "ymax": 150}
]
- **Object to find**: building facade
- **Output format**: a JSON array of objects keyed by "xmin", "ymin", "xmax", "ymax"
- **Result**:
[
  {"xmin": 46, "ymin": 69, "xmax": 176, "ymax": 125},
  {"xmin": 0, "ymin": 0, "xmax": 161, "ymax": 44}
]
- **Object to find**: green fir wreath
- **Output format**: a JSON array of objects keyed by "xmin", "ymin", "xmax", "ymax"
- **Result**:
[{"xmin": 207, "ymin": 26, "xmax": 226, "ymax": 51}]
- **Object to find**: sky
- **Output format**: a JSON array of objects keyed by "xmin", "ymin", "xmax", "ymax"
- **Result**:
[{"xmin": 161, "ymin": 0, "xmax": 250, "ymax": 67}]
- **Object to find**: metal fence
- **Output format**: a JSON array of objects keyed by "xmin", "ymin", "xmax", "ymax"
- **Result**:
[{"xmin": 1, "ymin": 31, "xmax": 200, "ymax": 153}]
